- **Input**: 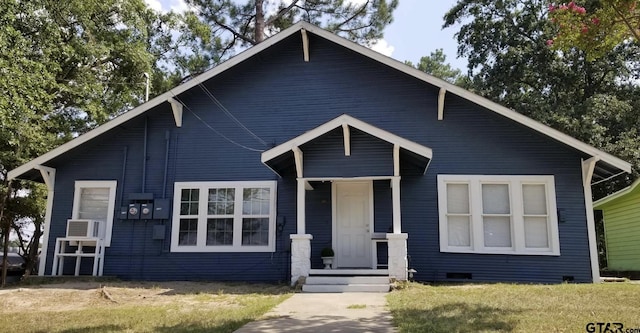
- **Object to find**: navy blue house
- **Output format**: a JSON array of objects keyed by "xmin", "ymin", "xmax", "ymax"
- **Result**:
[{"xmin": 9, "ymin": 22, "xmax": 631, "ymax": 286}]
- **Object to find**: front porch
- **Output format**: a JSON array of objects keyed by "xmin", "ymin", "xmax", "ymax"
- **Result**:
[{"xmin": 261, "ymin": 115, "xmax": 432, "ymax": 286}]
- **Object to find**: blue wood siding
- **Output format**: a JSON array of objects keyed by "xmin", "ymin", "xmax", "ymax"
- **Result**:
[
  {"xmin": 43, "ymin": 32, "xmax": 592, "ymax": 282},
  {"xmin": 302, "ymin": 128, "xmax": 393, "ymax": 177}
]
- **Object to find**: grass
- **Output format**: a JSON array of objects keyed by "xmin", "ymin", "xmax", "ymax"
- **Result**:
[
  {"xmin": 4, "ymin": 279, "xmax": 639, "ymax": 332},
  {"xmin": 0, "ymin": 281, "xmax": 292, "ymax": 333},
  {"xmin": 387, "ymin": 282, "xmax": 640, "ymax": 333}
]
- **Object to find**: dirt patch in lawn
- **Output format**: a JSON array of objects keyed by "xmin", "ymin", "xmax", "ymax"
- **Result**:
[{"xmin": 0, "ymin": 280, "xmax": 290, "ymax": 313}]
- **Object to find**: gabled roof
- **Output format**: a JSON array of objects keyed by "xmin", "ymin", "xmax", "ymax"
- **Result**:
[
  {"xmin": 8, "ymin": 21, "xmax": 632, "ymax": 181},
  {"xmin": 261, "ymin": 114, "xmax": 432, "ymax": 163},
  {"xmin": 593, "ymin": 178, "xmax": 640, "ymax": 208},
  {"xmin": 261, "ymin": 114, "xmax": 432, "ymax": 177}
]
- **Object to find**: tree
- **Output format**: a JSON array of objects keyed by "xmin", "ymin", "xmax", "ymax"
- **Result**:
[
  {"xmin": 177, "ymin": 0, "xmax": 399, "ymax": 76},
  {"xmin": 405, "ymin": 49, "xmax": 467, "ymax": 85},
  {"xmin": 444, "ymin": 0, "xmax": 640, "ymax": 266},
  {"xmin": 0, "ymin": 0, "xmax": 173, "ymax": 286},
  {"xmin": 443, "ymin": 0, "xmax": 640, "ymax": 178},
  {"xmin": 549, "ymin": 1, "xmax": 640, "ymax": 59}
]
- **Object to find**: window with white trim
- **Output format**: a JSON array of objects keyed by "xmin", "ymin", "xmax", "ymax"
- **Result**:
[
  {"xmin": 72, "ymin": 181, "xmax": 118, "ymax": 246},
  {"xmin": 171, "ymin": 181, "xmax": 277, "ymax": 252},
  {"xmin": 437, "ymin": 175, "xmax": 560, "ymax": 255}
]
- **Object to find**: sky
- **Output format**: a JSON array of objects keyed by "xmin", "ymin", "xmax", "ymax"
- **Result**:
[{"xmin": 146, "ymin": 0, "xmax": 468, "ymax": 71}]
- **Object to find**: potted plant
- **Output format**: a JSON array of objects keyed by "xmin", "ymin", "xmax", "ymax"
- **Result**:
[{"xmin": 321, "ymin": 247, "xmax": 334, "ymax": 269}]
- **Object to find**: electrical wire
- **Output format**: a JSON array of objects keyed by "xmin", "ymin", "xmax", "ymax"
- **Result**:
[
  {"xmin": 169, "ymin": 92, "xmax": 265, "ymax": 152},
  {"xmin": 591, "ymin": 170, "xmax": 627, "ymax": 186},
  {"xmin": 192, "ymin": 77, "xmax": 269, "ymax": 147}
]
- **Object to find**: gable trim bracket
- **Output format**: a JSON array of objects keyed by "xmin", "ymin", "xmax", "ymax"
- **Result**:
[
  {"xmin": 342, "ymin": 124, "xmax": 351, "ymax": 156},
  {"xmin": 301, "ymin": 29, "xmax": 310, "ymax": 62},
  {"xmin": 438, "ymin": 88, "xmax": 446, "ymax": 120},
  {"xmin": 167, "ymin": 97, "xmax": 183, "ymax": 127}
]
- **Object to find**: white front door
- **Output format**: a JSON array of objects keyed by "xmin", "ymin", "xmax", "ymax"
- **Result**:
[{"xmin": 334, "ymin": 181, "xmax": 372, "ymax": 268}]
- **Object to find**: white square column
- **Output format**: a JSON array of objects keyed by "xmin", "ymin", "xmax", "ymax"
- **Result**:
[
  {"xmin": 290, "ymin": 234, "xmax": 313, "ymax": 285},
  {"xmin": 387, "ymin": 233, "xmax": 408, "ymax": 281}
]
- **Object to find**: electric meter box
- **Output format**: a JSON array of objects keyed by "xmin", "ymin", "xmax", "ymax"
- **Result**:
[
  {"xmin": 127, "ymin": 203, "xmax": 141, "ymax": 219},
  {"xmin": 140, "ymin": 203, "xmax": 154, "ymax": 219},
  {"xmin": 153, "ymin": 199, "xmax": 171, "ymax": 220}
]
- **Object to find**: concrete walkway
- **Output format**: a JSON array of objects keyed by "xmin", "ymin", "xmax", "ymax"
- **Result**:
[{"xmin": 234, "ymin": 292, "xmax": 397, "ymax": 333}]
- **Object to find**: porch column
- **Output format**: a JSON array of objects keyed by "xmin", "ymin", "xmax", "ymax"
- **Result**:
[
  {"xmin": 296, "ymin": 178, "xmax": 306, "ymax": 234},
  {"xmin": 290, "ymin": 234, "xmax": 313, "ymax": 285},
  {"xmin": 391, "ymin": 176, "xmax": 401, "ymax": 233},
  {"xmin": 387, "ymin": 233, "xmax": 408, "ymax": 281}
]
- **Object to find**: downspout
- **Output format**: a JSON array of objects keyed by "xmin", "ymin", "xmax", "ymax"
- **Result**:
[
  {"xmin": 120, "ymin": 146, "xmax": 128, "ymax": 206},
  {"xmin": 162, "ymin": 130, "xmax": 170, "ymax": 199},
  {"xmin": 142, "ymin": 117, "xmax": 148, "ymax": 193},
  {"xmin": 159, "ymin": 130, "xmax": 170, "ymax": 256}
]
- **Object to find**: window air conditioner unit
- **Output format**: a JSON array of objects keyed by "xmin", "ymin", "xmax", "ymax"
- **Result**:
[{"xmin": 66, "ymin": 219, "xmax": 102, "ymax": 239}]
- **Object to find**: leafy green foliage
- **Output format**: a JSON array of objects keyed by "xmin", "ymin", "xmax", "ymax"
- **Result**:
[
  {"xmin": 549, "ymin": 0, "xmax": 640, "ymax": 59},
  {"xmin": 405, "ymin": 49, "xmax": 467, "ymax": 85},
  {"xmin": 0, "ymin": 0, "xmax": 175, "ymax": 281}
]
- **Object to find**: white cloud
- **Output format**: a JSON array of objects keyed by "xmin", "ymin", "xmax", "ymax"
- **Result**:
[
  {"xmin": 144, "ymin": 0, "xmax": 163, "ymax": 12},
  {"xmin": 144, "ymin": 0, "xmax": 188, "ymax": 13},
  {"xmin": 370, "ymin": 39, "xmax": 394, "ymax": 57},
  {"xmin": 346, "ymin": 0, "xmax": 368, "ymax": 6},
  {"xmin": 169, "ymin": 0, "xmax": 188, "ymax": 13}
]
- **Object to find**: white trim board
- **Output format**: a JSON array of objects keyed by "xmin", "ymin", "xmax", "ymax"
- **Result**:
[
  {"xmin": 582, "ymin": 158, "xmax": 601, "ymax": 283},
  {"xmin": 9, "ymin": 21, "xmax": 631, "ymax": 181}
]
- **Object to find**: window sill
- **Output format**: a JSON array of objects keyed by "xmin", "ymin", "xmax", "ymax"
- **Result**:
[
  {"xmin": 441, "ymin": 248, "xmax": 560, "ymax": 256},
  {"xmin": 171, "ymin": 245, "xmax": 275, "ymax": 253}
]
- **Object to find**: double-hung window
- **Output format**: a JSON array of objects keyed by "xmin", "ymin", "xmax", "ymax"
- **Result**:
[
  {"xmin": 437, "ymin": 175, "xmax": 560, "ymax": 255},
  {"xmin": 171, "ymin": 181, "xmax": 276, "ymax": 252}
]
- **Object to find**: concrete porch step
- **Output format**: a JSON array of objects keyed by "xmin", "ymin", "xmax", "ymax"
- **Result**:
[
  {"xmin": 308, "ymin": 269, "xmax": 389, "ymax": 276},
  {"xmin": 303, "ymin": 273, "xmax": 391, "ymax": 293},
  {"xmin": 302, "ymin": 283, "xmax": 390, "ymax": 293},
  {"xmin": 306, "ymin": 276, "xmax": 390, "ymax": 285}
]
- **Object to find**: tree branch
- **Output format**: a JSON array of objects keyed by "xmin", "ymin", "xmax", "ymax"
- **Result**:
[
  {"xmin": 211, "ymin": 17, "xmax": 255, "ymax": 45},
  {"xmin": 265, "ymin": 0, "xmax": 301, "ymax": 26},
  {"xmin": 335, "ymin": 0, "xmax": 370, "ymax": 30},
  {"xmin": 612, "ymin": 3, "xmax": 640, "ymax": 41}
]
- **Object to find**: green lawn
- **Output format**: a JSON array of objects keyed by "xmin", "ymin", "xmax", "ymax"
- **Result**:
[{"xmin": 387, "ymin": 282, "xmax": 640, "ymax": 333}]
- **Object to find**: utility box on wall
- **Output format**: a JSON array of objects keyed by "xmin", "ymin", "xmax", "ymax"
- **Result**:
[
  {"xmin": 153, "ymin": 199, "xmax": 171, "ymax": 220},
  {"xmin": 152, "ymin": 225, "xmax": 166, "ymax": 240},
  {"xmin": 119, "ymin": 194, "xmax": 171, "ymax": 220}
]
